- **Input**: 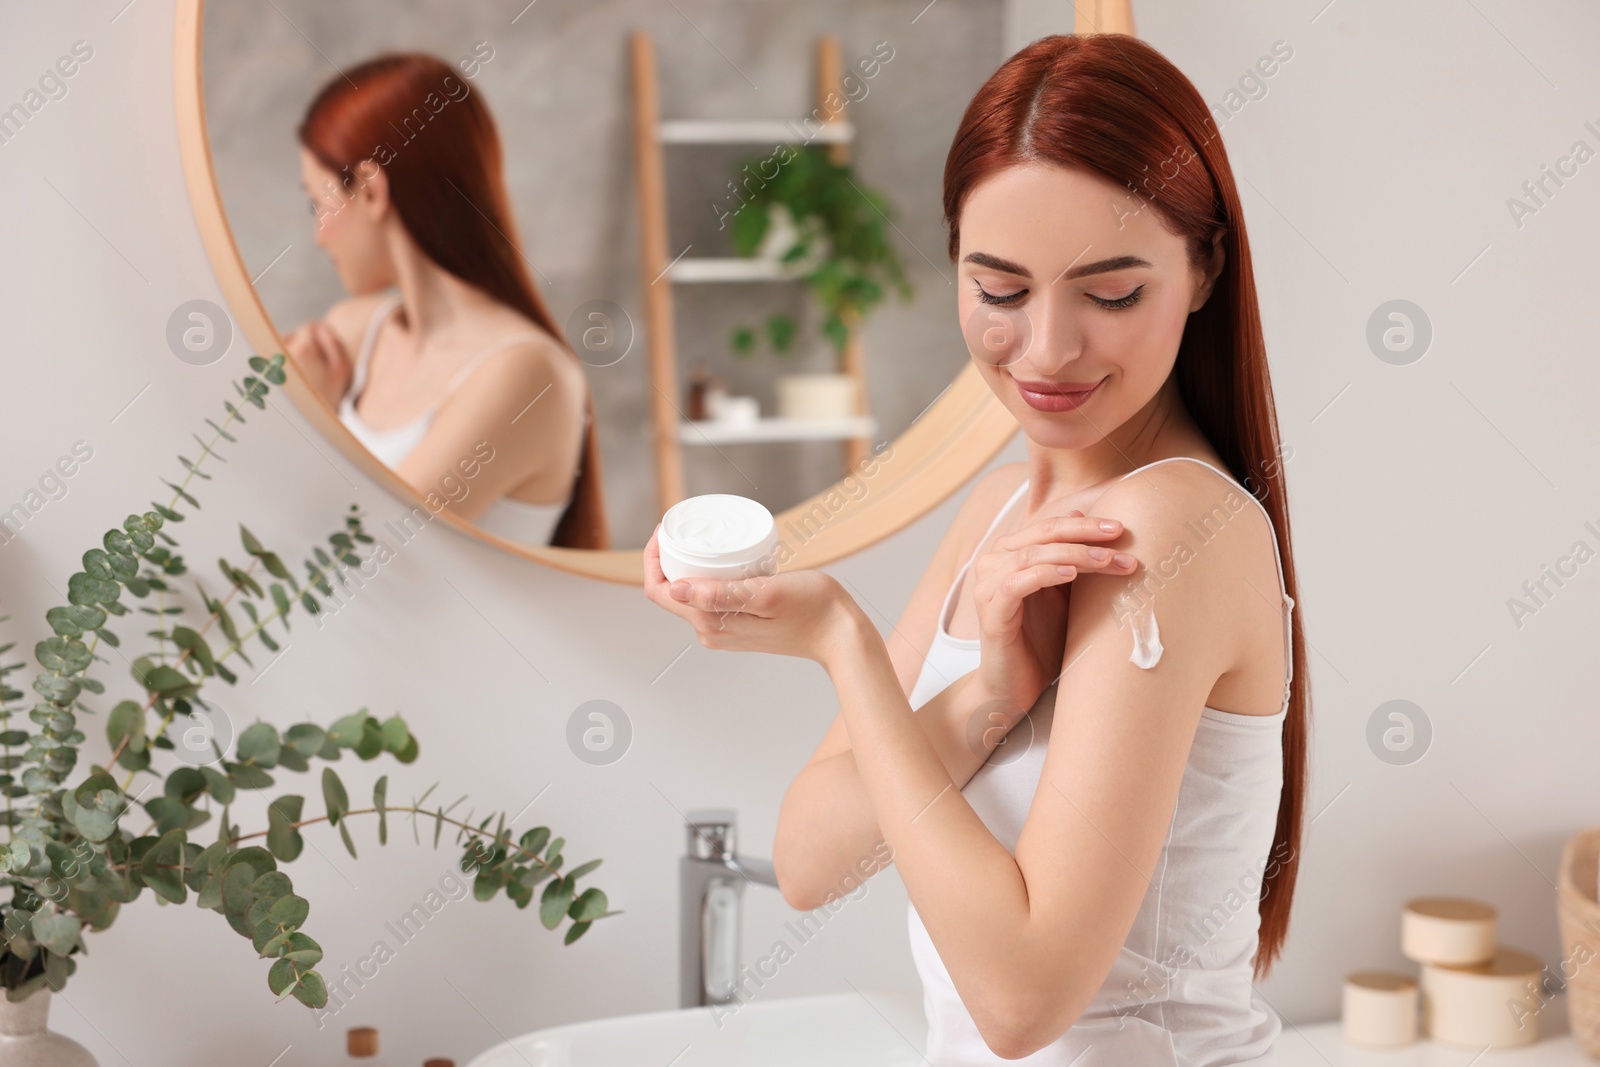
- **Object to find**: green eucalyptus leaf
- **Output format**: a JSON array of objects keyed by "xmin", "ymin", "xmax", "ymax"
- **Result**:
[
  {"xmin": 164, "ymin": 767, "xmax": 206, "ymax": 802},
  {"xmin": 46, "ymin": 604, "xmax": 107, "ymax": 637},
  {"xmin": 170, "ymin": 627, "xmax": 215, "ymax": 674},
  {"xmin": 266, "ymin": 795, "xmax": 304, "ymax": 862},
  {"xmin": 564, "ymin": 858, "xmax": 603, "ymax": 882},
  {"xmin": 374, "ymin": 776, "xmax": 388, "ymax": 846},
  {"xmin": 236, "ymin": 722, "xmax": 280, "ymax": 768},
  {"xmin": 103, "ymin": 528, "xmax": 136, "ymax": 556},
  {"xmin": 291, "ymin": 969, "xmax": 327, "ymax": 1008},
  {"xmin": 219, "ymin": 846, "xmax": 277, "ymax": 882},
  {"xmin": 200, "ymin": 765, "xmax": 234, "ymax": 805},
  {"xmin": 568, "ymin": 886, "xmax": 608, "ymax": 922},
  {"xmin": 250, "ymin": 870, "xmax": 293, "ymax": 902},
  {"xmin": 267, "ymin": 957, "xmax": 298, "ymax": 996},
  {"xmin": 132, "ymin": 660, "xmax": 199, "ymax": 699},
  {"xmin": 379, "ymin": 716, "xmax": 410, "ymax": 754},
  {"xmin": 355, "ymin": 718, "xmax": 383, "ymax": 761},
  {"xmin": 337, "ymin": 819, "xmax": 357, "ymax": 860},
  {"xmin": 31, "ymin": 674, "xmax": 80, "ymax": 704},
  {"xmin": 255, "ymin": 922, "xmax": 292, "ymax": 958},
  {"xmin": 70, "ymin": 774, "xmax": 125, "ymax": 842},
  {"xmin": 140, "ymin": 828, "xmax": 188, "ymax": 903},
  {"xmin": 35, "ymin": 637, "xmax": 92, "ymax": 674},
  {"xmin": 30, "ymin": 912, "xmax": 82, "ymax": 956},
  {"xmin": 519, "ymin": 827, "xmax": 551, "ymax": 856},
  {"xmin": 321, "ymin": 768, "xmax": 348, "ymax": 826},
  {"xmin": 266, "ymin": 894, "xmax": 309, "ymax": 930},
  {"xmin": 327, "ymin": 711, "xmax": 368, "ymax": 748},
  {"xmin": 221, "ymin": 863, "xmax": 257, "ymax": 933},
  {"xmin": 225, "ymin": 762, "xmax": 274, "ymax": 790},
  {"xmin": 82, "ymin": 548, "xmax": 114, "ymax": 580},
  {"xmin": 539, "ymin": 876, "xmax": 575, "ymax": 930},
  {"xmin": 187, "ymin": 840, "xmax": 229, "ymax": 893},
  {"xmin": 284, "ymin": 723, "xmax": 326, "ymax": 757},
  {"xmin": 123, "ymin": 518, "xmax": 154, "ymax": 552},
  {"xmin": 280, "ymin": 931, "xmax": 322, "ymax": 966}
]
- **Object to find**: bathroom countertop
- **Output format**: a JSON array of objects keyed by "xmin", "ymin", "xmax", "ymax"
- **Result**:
[{"xmin": 1278, "ymin": 1020, "xmax": 1593, "ymax": 1065}]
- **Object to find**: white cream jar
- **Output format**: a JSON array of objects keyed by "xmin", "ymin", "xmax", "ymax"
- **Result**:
[{"xmin": 657, "ymin": 494, "xmax": 779, "ymax": 582}]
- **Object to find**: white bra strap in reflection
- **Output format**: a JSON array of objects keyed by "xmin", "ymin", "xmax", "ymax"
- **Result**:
[{"xmin": 347, "ymin": 292, "xmax": 566, "ymax": 416}]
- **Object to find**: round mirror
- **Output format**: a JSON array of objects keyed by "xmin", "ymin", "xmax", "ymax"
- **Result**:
[{"xmin": 173, "ymin": 0, "xmax": 1018, "ymax": 583}]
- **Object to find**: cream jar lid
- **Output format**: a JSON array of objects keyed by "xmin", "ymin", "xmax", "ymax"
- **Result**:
[
  {"xmin": 659, "ymin": 494, "xmax": 778, "ymax": 568},
  {"xmin": 1401, "ymin": 896, "xmax": 1497, "ymax": 965}
]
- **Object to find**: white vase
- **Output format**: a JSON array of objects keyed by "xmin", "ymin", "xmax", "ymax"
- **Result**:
[
  {"xmin": 0, "ymin": 991, "xmax": 97, "ymax": 1067},
  {"xmin": 776, "ymin": 372, "xmax": 858, "ymax": 420}
]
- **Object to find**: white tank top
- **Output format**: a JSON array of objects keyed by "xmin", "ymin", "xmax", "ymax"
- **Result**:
[
  {"xmin": 906, "ymin": 456, "xmax": 1295, "ymax": 1067},
  {"xmin": 337, "ymin": 293, "xmax": 587, "ymax": 546}
]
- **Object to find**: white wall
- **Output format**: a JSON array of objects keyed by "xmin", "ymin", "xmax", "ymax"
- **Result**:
[{"xmin": 1, "ymin": 0, "xmax": 1598, "ymax": 1063}]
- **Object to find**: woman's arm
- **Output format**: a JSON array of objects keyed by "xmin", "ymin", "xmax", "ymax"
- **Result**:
[
  {"xmin": 394, "ymin": 337, "xmax": 585, "ymax": 521},
  {"xmin": 814, "ymin": 465, "xmax": 1256, "ymax": 1059},
  {"xmin": 772, "ymin": 467, "xmax": 1027, "ymax": 910}
]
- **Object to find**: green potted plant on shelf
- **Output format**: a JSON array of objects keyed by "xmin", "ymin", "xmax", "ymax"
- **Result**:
[
  {"xmin": 0, "ymin": 353, "xmax": 613, "ymax": 1061},
  {"xmin": 726, "ymin": 146, "xmax": 913, "ymax": 422}
]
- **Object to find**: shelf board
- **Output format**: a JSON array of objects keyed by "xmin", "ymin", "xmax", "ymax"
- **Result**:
[
  {"xmin": 679, "ymin": 415, "xmax": 878, "ymax": 445},
  {"xmin": 669, "ymin": 257, "xmax": 804, "ymax": 283},
  {"xmin": 657, "ymin": 119, "xmax": 854, "ymax": 145}
]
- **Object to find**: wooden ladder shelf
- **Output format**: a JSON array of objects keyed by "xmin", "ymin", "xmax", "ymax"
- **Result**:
[{"xmin": 628, "ymin": 30, "xmax": 877, "ymax": 520}]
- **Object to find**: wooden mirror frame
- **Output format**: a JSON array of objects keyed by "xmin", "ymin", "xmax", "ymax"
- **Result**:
[{"xmin": 171, "ymin": 0, "xmax": 1021, "ymax": 585}]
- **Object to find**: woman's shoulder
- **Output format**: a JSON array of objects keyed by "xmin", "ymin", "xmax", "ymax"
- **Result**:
[
  {"xmin": 460, "ymin": 321, "xmax": 580, "ymax": 394},
  {"xmin": 433, "ymin": 321, "xmax": 585, "ymax": 437},
  {"xmin": 319, "ymin": 292, "xmax": 396, "ymax": 354},
  {"xmin": 1088, "ymin": 454, "xmax": 1282, "ymax": 599},
  {"xmin": 1098, "ymin": 455, "xmax": 1267, "ymax": 527}
]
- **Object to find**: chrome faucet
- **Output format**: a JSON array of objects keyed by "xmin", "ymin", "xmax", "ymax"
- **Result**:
[{"xmin": 680, "ymin": 807, "xmax": 781, "ymax": 1008}]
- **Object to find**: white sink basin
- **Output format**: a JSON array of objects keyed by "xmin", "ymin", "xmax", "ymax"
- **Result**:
[
  {"xmin": 465, "ymin": 996, "xmax": 1595, "ymax": 1067},
  {"xmin": 464, "ymin": 989, "xmax": 928, "ymax": 1067}
]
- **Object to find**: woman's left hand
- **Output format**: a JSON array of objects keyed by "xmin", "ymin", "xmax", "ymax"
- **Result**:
[{"xmin": 643, "ymin": 525, "xmax": 859, "ymax": 665}]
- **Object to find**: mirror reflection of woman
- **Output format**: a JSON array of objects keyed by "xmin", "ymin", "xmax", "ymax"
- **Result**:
[
  {"xmin": 284, "ymin": 52, "xmax": 608, "ymax": 549},
  {"xmin": 646, "ymin": 34, "xmax": 1305, "ymax": 1065}
]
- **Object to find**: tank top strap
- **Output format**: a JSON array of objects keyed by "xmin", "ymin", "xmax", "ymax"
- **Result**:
[
  {"xmin": 934, "ymin": 476, "xmax": 1031, "ymax": 640},
  {"xmin": 1115, "ymin": 455, "xmax": 1295, "ymax": 704},
  {"xmin": 347, "ymin": 292, "xmax": 404, "ymax": 401},
  {"xmin": 437, "ymin": 330, "xmax": 550, "ymax": 402}
]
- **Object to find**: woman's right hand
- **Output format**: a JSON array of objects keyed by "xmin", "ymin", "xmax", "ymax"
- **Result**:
[
  {"xmin": 282, "ymin": 320, "xmax": 352, "ymax": 409},
  {"xmin": 967, "ymin": 508, "xmax": 1139, "ymax": 738}
]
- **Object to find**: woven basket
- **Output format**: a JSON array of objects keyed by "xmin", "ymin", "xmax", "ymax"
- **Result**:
[{"xmin": 1558, "ymin": 826, "xmax": 1600, "ymax": 1057}]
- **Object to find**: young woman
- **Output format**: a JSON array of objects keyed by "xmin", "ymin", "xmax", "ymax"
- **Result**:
[
  {"xmin": 284, "ymin": 52, "xmax": 609, "ymax": 549},
  {"xmin": 644, "ymin": 33, "xmax": 1305, "ymax": 1066}
]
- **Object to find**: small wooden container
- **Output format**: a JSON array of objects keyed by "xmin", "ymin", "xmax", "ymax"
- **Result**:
[
  {"xmin": 1420, "ymin": 947, "xmax": 1544, "ymax": 1048},
  {"xmin": 1556, "ymin": 826, "xmax": 1600, "ymax": 1057},
  {"xmin": 1342, "ymin": 971, "xmax": 1418, "ymax": 1046},
  {"xmin": 1401, "ymin": 897, "xmax": 1496, "ymax": 966}
]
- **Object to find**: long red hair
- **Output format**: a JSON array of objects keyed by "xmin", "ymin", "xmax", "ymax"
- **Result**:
[
  {"xmin": 298, "ymin": 52, "xmax": 609, "ymax": 549},
  {"xmin": 944, "ymin": 34, "xmax": 1307, "ymax": 977}
]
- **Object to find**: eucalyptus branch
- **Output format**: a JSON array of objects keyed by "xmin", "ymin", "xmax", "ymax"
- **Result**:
[{"xmin": 0, "ymin": 352, "xmax": 608, "ymax": 1009}]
